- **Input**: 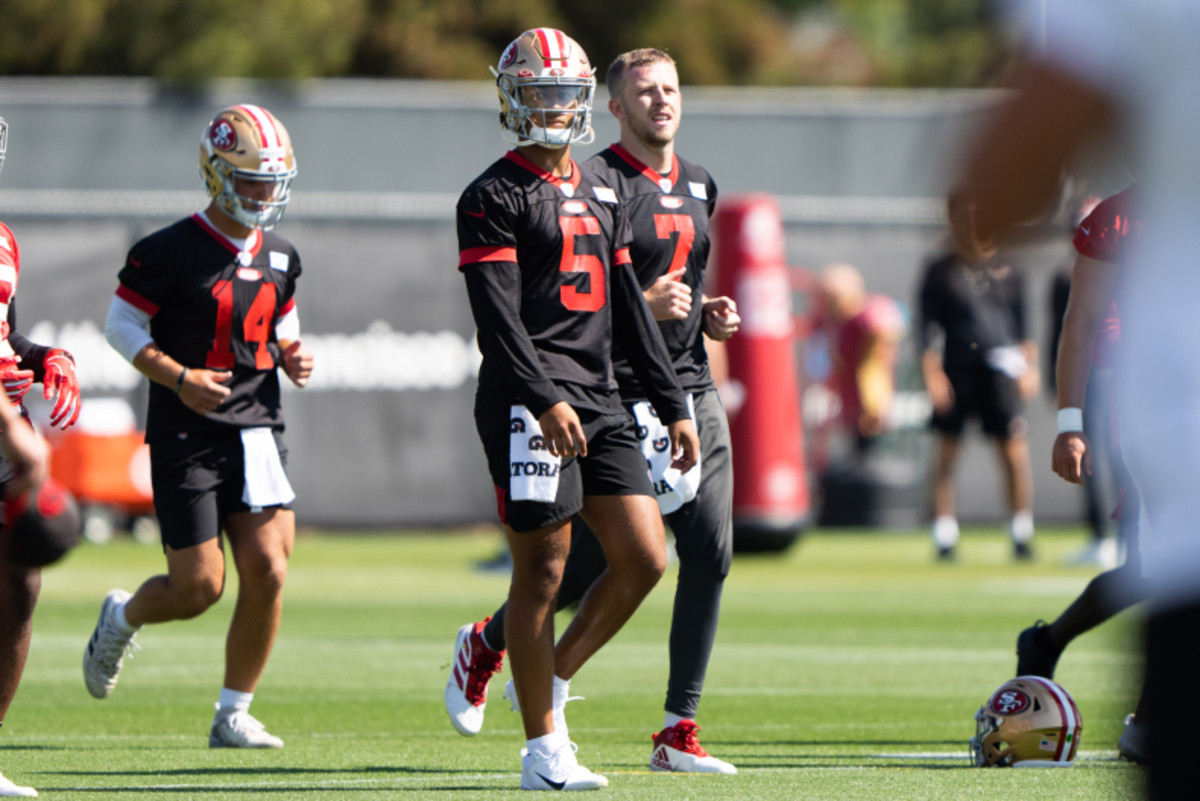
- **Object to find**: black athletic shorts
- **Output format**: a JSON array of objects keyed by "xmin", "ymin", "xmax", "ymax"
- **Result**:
[
  {"xmin": 930, "ymin": 365, "xmax": 1026, "ymax": 439},
  {"xmin": 149, "ymin": 428, "xmax": 291, "ymax": 551},
  {"xmin": 475, "ymin": 405, "xmax": 653, "ymax": 533}
]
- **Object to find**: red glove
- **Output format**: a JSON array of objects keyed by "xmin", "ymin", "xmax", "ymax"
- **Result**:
[
  {"xmin": 43, "ymin": 348, "xmax": 80, "ymax": 429},
  {"xmin": 0, "ymin": 356, "xmax": 34, "ymax": 405}
]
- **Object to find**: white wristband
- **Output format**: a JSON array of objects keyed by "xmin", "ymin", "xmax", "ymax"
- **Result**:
[{"xmin": 1057, "ymin": 407, "xmax": 1084, "ymax": 434}]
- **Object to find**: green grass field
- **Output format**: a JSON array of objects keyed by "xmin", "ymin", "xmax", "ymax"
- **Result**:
[{"xmin": 9, "ymin": 526, "xmax": 1144, "ymax": 799}]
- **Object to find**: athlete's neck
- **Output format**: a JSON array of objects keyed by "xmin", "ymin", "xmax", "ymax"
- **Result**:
[
  {"xmin": 517, "ymin": 144, "xmax": 573, "ymax": 178},
  {"xmin": 619, "ymin": 133, "xmax": 674, "ymax": 174}
]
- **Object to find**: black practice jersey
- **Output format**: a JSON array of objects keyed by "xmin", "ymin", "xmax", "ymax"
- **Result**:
[
  {"xmin": 459, "ymin": 150, "xmax": 690, "ymax": 425},
  {"xmin": 584, "ymin": 146, "xmax": 718, "ymax": 400},
  {"xmin": 115, "ymin": 214, "xmax": 302, "ymax": 440},
  {"xmin": 917, "ymin": 252, "xmax": 1027, "ymax": 371}
]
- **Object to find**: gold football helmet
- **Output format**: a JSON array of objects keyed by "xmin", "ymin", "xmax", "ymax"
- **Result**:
[
  {"xmin": 970, "ymin": 676, "xmax": 1082, "ymax": 767},
  {"xmin": 199, "ymin": 104, "xmax": 297, "ymax": 230},
  {"xmin": 491, "ymin": 28, "xmax": 595, "ymax": 149}
]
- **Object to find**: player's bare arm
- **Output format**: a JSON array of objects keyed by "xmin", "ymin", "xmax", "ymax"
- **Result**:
[
  {"xmin": 132, "ymin": 342, "xmax": 231, "ymax": 416},
  {"xmin": 1051, "ymin": 255, "xmax": 1116, "ymax": 485},
  {"xmin": 701, "ymin": 294, "xmax": 740, "ymax": 341},
  {"xmin": 921, "ymin": 350, "xmax": 954, "ymax": 413},
  {"xmin": 279, "ymin": 338, "xmax": 314, "ymax": 388},
  {"xmin": 643, "ymin": 267, "xmax": 691, "ymax": 321}
]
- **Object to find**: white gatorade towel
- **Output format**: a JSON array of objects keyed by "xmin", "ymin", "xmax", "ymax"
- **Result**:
[
  {"xmin": 240, "ymin": 427, "xmax": 296, "ymax": 510},
  {"xmin": 632, "ymin": 396, "xmax": 700, "ymax": 515},
  {"xmin": 509, "ymin": 405, "xmax": 561, "ymax": 503}
]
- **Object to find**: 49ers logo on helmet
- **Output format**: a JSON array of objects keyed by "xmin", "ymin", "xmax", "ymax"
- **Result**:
[
  {"xmin": 990, "ymin": 689, "xmax": 1030, "ymax": 715},
  {"xmin": 210, "ymin": 120, "xmax": 237, "ymax": 151},
  {"xmin": 500, "ymin": 42, "xmax": 519, "ymax": 69}
]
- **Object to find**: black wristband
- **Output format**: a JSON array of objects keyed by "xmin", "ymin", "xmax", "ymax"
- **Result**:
[{"xmin": 173, "ymin": 367, "xmax": 188, "ymax": 394}]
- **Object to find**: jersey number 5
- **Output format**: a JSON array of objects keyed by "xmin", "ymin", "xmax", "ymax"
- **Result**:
[
  {"xmin": 558, "ymin": 216, "xmax": 606, "ymax": 312},
  {"xmin": 207, "ymin": 280, "xmax": 277, "ymax": 370}
]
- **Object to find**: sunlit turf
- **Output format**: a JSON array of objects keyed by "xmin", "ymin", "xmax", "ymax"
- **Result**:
[{"xmin": 7, "ymin": 525, "xmax": 1143, "ymax": 799}]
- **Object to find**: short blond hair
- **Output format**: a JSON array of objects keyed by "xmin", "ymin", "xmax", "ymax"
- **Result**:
[{"xmin": 606, "ymin": 48, "xmax": 676, "ymax": 98}]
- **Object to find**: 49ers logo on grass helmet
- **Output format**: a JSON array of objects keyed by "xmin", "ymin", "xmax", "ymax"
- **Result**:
[{"xmin": 970, "ymin": 676, "xmax": 1082, "ymax": 767}]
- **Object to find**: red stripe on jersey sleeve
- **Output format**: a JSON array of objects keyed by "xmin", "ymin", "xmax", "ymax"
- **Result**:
[
  {"xmin": 614, "ymin": 247, "xmax": 631, "ymax": 266},
  {"xmin": 459, "ymin": 246, "xmax": 518, "ymax": 268},
  {"xmin": 279, "ymin": 297, "xmax": 296, "ymax": 316},
  {"xmin": 115, "ymin": 284, "xmax": 160, "ymax": 316}
]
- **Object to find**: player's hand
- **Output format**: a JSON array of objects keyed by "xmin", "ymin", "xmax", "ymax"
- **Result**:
[
  {"xmin": 538, "ymin": 402, "xmax": 587, "ymax": 459},
  {"xmin": 667, "ymin": 418, "xmax": 700, "ymax": 474},
  {"xmin": 644, "ymin": 267, "xmax": 692, "ymax": 321},
  {"xmin": 281, "ymin": 339, "xmax": 314, "ymax": 388},
  {"xmin": 0, "ymin": 357, "xmax": 34, "ymax": 405},
  {"xmin": 925, "ymin": 370, "xmax": 954, "ymax": 414},
  {"xmin": 0, "ymin": 400, "xmax": 48, "ymax": 499},
  {"xmin": 1017, "ymin": 367, "xmax": 1041, "ymax": 400},
  {"xmin": 178, "ymin": 368, "xmax": 233, "ymax": 416},
  {"xmin": 703, "ymin": 296, "xmax": 740, "ymax": 341},
  {"xmin": 1051, "ymin": 431, "xmax": 1091, "ymax": 485},
  {"xmin": 43, "ymin": 348, "xmax": 81, "ymax": 429}
]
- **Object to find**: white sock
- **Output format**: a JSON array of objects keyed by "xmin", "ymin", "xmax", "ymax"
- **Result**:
[
  {"xmin": 664, "ymin": 712, "xmax": 690, "ymax": 729},
  {"xmin": 1011, "ymin": 511, "xmax": 1034, "ymax": 544},
  {"xmin": 113, "ymin": 601, "xmax": 139, "ymax": 635},
  {"xmin": 932, "ymin": 516, "xmax": 960, "ymax": 549},
  {"xmin": 551, "ymin": 675, "xmax": 570, "ymax": 708},
  {"xmin": 218, "ymin": 688, "xmax": 253, "ymax": 713},
  {"xmin": 527, "ymin": 730, "xmax": 567, "ymax": 754}
]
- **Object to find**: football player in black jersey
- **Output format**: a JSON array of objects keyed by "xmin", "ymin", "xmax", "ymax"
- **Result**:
[
  {"xmin": 449, "ymin": 29, "xmax": 699, "ymax": 791},
  {"xmin": 450, "ymin": 48, "xmax": 743, "ymax": 775},
  {"xmin": 86, "ymin": 104, "xmax": 313, "ymax": 750},
  {"xmin": 0, "ymin": 113, "xmax": 85, "ymax": 799}
]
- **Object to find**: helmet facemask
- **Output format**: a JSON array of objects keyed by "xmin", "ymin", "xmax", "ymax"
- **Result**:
[{"xmin": 207, "ymin": 160, "xmax": 295, "ymax": 231}]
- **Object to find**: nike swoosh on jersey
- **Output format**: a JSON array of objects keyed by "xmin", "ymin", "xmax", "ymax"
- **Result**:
[{"xmin": 465, "ymin": 209, "xmax": 485, "ymax": 219}]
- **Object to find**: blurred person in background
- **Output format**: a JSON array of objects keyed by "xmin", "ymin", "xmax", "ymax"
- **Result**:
[
  {"xmin": 917, "ymin": 227, "xmax": 1038, "ymax": 561},
  {"xmin": 814, "ymin": 262, "xmax": 905, "ymax": 461},
  {"xmin": 952, "ymin": 1, "xmax": 1200, "ymax": 794}
]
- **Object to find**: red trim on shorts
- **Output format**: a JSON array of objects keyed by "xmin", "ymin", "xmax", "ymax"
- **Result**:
[{"xmin": 494, "ymin": 485, "xmax": 508, "ymax": 526}]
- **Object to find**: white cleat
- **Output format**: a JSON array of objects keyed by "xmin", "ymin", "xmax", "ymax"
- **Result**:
[
  {"xmin": 444, "ymin": 620, "xmax": 504, "ymax": 736},
  {"xmin": 209, "ymin": 706, "xmax": 284, "ymax": 749},
  {"xmin": 0, "ymin": 772, "xmax": 37, "ymax": 797},
  {"xmin": 521, "ymin": 740, "xmax": 608, "ymax": 791},
  {"xmin": 82, "ymin": 589, "xmax": 138, "ymax": 699},
  {"xmin": 650, "ymin": 720, "xmax": 737, "ymax": 774}
]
